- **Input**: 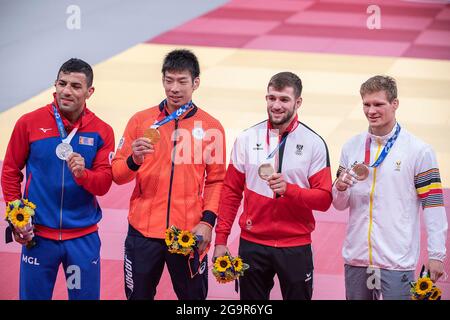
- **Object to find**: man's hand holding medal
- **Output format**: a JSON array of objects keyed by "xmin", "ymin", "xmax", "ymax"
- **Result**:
[
  {"xmin": 131, "ymin": 137, "xmax": 155, "ymax": 165},
  {"xmin": 67, "ymin": 153, "xmax": 87, "ymax": 178},
  {"xmin": 131, "ymin": 100, "xmax": 193, "ymax": 165},
  {"xmin": 258, "ymin": 164, "xmax": 287, "ymax": 196},
  {"xmin": 335, "ymin": 164, "xmax": 369, "ymax": 192},
  {"xmin": 336, "ymin": 124, "xmax": 402, "ymax": 192}
]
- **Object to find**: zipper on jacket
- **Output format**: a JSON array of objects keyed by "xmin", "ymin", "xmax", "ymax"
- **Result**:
[
  {"xmin": 59, "ymin": 161, "xmax": 65, "ymax": 240},
  {"xmin": 166, "ymin": 119, "xmax": 179, "ymax": 229},
  {"xmin": 272, "ymin": 132, "xmax": 289, "ymax": 246},
  {"xmin": 275, "ymin": 132, "xmax": 288, "ymax": 199},
  {"xmin": 368, "ymin": 141, "xmax": 382, "ymax": 265}
]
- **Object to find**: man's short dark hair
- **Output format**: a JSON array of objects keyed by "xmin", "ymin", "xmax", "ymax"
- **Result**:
[
  {"xmin": 161, "ymin": 49, "xmax": 200, "ymax": 80},
  {"xmin": 268, "ymin": 72, "xmax": 302, "ymax": 98},
  {"xmin": 57, "ymin": 58, "xmax": 94, "ymax": 87}
]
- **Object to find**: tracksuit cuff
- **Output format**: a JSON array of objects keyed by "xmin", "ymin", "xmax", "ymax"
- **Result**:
[
  {"xmin": 284, "ymin": 182, "xmax": 299, "ymax": 198},
  {"xmin": 214, "ymin": 233, "xmax": 228, "ymax": 246},
  {"xmin": 284, "ymin": 183, "xmax": 308, "ymax": 208},
  {"xmin": 73, "ymin": 170, "xmax": 88, "ymax": 185},
  {"xmin": 429, "ymin": 253, "xmax": 445, "ymax": 262},
  {"xmin": 201, "ymin": 210, "xmax": 217, "ymax": 228},
  {"xmin": 127, "ymin": 155, "xmax": 141, "ymax": 171}
]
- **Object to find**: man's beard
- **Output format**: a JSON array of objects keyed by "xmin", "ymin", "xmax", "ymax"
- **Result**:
[{"xmin": 269, "ymin": 108, "xmax": 295, "ymax": 126}]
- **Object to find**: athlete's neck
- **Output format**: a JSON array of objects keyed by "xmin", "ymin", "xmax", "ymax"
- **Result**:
[
  {"xmin": 271, "ymin": 115, "xmax": 296, "ymax": 135},
  {"xmin": 60, "ymin": 109, "xmax": 83, "ymax": 124},
  {"xmin": 369, "ymin": 120, "xmax": 396, "ymax": 137}
]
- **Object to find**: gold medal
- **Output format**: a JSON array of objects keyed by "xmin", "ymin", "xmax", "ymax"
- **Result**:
[
  {"xmin": 258, "ymin": 163, "xmax": 275, "ymax": 180},
  {"xmin": 144, "ymin": 128, "xmax": 161, "ymax": 144},
  {"xmin": 352, "ymin": 163, "xmax": 369, "ymax": 181}
]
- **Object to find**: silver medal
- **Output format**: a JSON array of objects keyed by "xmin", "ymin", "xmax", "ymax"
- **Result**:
[{"xmin": 56, "ymin": 143, "xmax": 73, "ymax": 160}]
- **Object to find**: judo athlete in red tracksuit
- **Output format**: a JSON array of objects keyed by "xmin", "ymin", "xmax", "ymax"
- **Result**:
[
  {"xmin": 214, "ymin": 72, "xmax": 332, "ymax": 300},
  {"xmin": 1, "ymin": 58, "xmax": 115, "ymax": 299}
]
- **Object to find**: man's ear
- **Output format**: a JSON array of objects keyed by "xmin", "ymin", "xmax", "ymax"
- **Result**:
[
  {"xmin": 392, "ymin": 98, "xmax": 399, "ymax": 111},
  {"xmin": 296, "ymin": 97, "xmax": 303, "ymax": 110},
  {"xmin": 193, "ymin": 77, "xmax": 200, "ymax": 90},
  {"xmin": 86, "ymin": 86, "xmax": 95, "ymax": 99}
]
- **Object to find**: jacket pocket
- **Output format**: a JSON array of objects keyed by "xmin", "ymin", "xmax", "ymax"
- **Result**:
[{"xmin": 239, "ymin": 196, "xmax": 253, "ymax": 231}]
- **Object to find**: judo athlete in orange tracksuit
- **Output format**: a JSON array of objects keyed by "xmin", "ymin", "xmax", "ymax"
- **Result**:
[{"xmin": 113, "ymin": 98, "xmax": 226, "ymax": 299}]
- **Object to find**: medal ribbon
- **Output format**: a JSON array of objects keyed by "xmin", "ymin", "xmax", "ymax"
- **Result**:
[
  {"xmin": 150, "ymin": 100, "xmax": 193, "ymax": 129},
  {"xmin": 266, "ymin": 135, "xmax": 288, "ymax": 160},
  {"xmin": 364, "ymin": 123, "xmax": 401, "ymax": 167},
  {"xmin": 266, "ymin": 119, "xmax": 299, "ymax": 160},
  {"xmin": 52, "ymin": 105, "xmax": 78, "ymax": 144}
]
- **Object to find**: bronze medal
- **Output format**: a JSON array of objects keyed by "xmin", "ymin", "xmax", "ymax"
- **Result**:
[
  {"xmin": 144, "ymin": 128, "xmax": 161, "ymax": 144},
  {"xmin": 352, "ymin": 163, "xmax": 369, "ymax": 181},
  {"xmin": 258, "ymin": 163, "xmax": 275, "ymax": 180}
]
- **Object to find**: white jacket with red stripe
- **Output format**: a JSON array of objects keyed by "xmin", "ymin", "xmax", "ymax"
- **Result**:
[
  {"xmin": 332, "ymin": 124, "xmax": 447, "ymax": 270},
  {"xmin": 215, "ymin": 118, "xmax": 332, "ymax": 248}
]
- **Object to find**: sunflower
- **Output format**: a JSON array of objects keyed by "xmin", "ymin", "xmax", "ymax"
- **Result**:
[
  {"xmin": 22, "ymin": 206, "xmax": 35, "ymax": 218},
  {"xmin": 23, "ymin": 199, "xmax": 36, "ymax": 210},
  {"xmin": 214, "ymin": 256, "xmax": 232, "ymax": 272},
  {"xmin": 6, "ymin": 200, "xmax": 19, "ymax": 218},
  {"xmin": 8, "ymin": 208, "xmax": 31, "ymax": 229},
  {"xmin": 215, "ymin": 274, "xmax": 234, "ymax": 284},
  {"xmin": 212, "ymin": 268, "xmax": 234, "ymax": 283},
  {"xmin": 165, "ymin": 228, "xmax": 175, "ymax": 246},
  {"xmin": 232, "ymin": 257, "xmax": 243, "ymax": 272},
  {"xmin": 177, "ymin": 230, "xmax": 195, "ymax": 248},
  {"xmin": 415, "ymin": 277, "xmax": 433, "ymax": 296},
  {"xmin": 429, "ymin": 287, "xmax": 442, "ymax": 300}
]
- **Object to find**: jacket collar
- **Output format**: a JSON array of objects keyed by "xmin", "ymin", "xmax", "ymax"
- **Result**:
[
  {"xmin": 367, "ymin": 122, "xmax": 398, "ymax": 144},
  {"xmin": 268, "ymin": 114, "xmax": 299, "ymax": 135},
  {"xmin": 266, "ymin": 114, "xmax": 299, "ymax": 143}
]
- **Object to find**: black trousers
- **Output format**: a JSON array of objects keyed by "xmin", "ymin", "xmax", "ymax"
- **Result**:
[
  {"xmin": 239, "ymin": 238, "xmax": 313, "ymax": 300},
  {"xmin": 124, "ymin": 224, "xmax": 208, "ymax": 300}
]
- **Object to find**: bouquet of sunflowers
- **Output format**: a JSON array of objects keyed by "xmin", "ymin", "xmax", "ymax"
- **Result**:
[
  {"xmin": 213, "ymin": 252, "xmax": 249, "ymax": 284},
  {"xmin": 410, "ymin": 265, "xmax": 442, "ymax": 300},
  {"xmin": 5, "ymin": 199, "xmax": 36, "ymax": 248},
  {"xmin": 165, "ymin": 225, "xmax": 201, "ymax": 256}
]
